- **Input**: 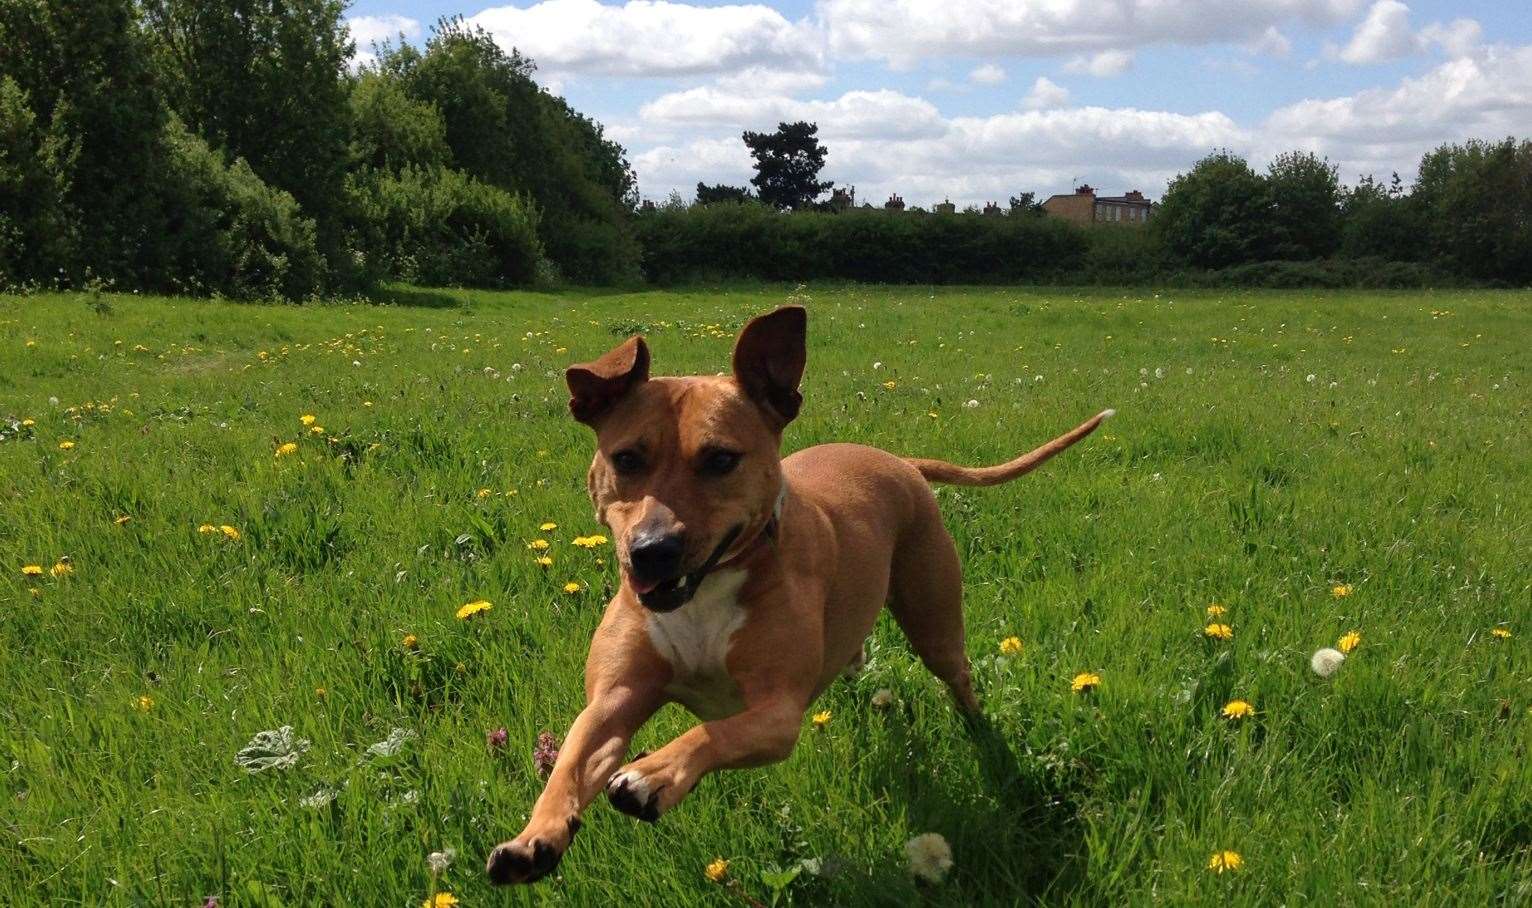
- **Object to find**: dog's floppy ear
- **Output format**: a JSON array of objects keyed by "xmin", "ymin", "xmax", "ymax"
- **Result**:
[
  {"xmin": 566, "ymin": 336, "xmax": 650, "ymax": 425},
  {"xmin": 732, "ymin": 306, "xmax": 806, "ymax": 428}
]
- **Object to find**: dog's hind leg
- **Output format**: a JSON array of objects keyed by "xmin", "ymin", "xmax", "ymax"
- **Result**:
[{"xmin": 886, "ymin": 508, "xmax": 979, "ymax": 713}]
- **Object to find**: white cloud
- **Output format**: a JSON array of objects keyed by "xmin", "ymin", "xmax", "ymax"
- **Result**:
[
  {"xmin": 640, "ymin": 87, "xmax": 947, "ymax": 140},
  {"xmin": 1022, "ymin": 77, "xmax": 1070, "ymax": 110},
  {"xmin": 1338, "ymin": 0, "xmax": 1420, "ymax": 64},
  {"xmin": 1335, "ymin": 2, "xmax": 1482, "ymax": 65},
  {"xmin": 466, "ymin": 0, "xmax": 823, "ymax": 77},
  {"xmin": 1247, "ymin": 26, "xmax": 1292, "ymax": 57},
  {"xmin": 347, "ymin": 14, "xmax": 421, "ymax": 68},
  {"xmin": 820, "ymin": 0, "xmax": 1366, "ymax": 67},
  {"xmin": 1065, "ymin": 50, "xmax": 1134, "ymax": 78},
  {"xmin": 969, "ymin": 63, "xmax": 1006, "ymax": 85},
  {"xmin": 1266, "ymin": 43, "xmax": 1532, "ymax": 177}
]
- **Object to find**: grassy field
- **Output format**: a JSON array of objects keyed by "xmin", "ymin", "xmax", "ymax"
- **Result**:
[{"xmin": 2, "ymin": 285, "xmax": 1529, "ymax": 906}]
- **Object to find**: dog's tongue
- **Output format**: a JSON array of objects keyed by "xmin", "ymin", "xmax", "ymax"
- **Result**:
[{"xmin": 629, "ymin": 575, "xmax": 661, "ymax": 595}]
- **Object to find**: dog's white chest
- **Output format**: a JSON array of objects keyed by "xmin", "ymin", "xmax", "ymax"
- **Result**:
[{"xmin": 645, "ymin": 569, "xmax": 748, "ymax": 720}]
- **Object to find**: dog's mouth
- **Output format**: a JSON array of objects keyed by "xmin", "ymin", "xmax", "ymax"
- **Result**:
[{"xmin": 626, "ymin": 525, "xmax": 744, "ymax": 613}]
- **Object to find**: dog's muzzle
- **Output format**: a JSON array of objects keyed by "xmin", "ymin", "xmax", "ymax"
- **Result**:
[{"xmin": 628, "ymin": 525, "xmax": 744, "ymax": 613}]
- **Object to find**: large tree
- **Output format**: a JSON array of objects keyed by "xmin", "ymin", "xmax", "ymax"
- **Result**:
[
  {"xmin": 1266, "ymin": 150, "xmax": 1342, "ymax": 260},
  {"xmin": 141, "ymin": 0, "xmax": 358, "ymax": 286},
  {"xmin": 742, "ymin": 121, "xmax": 832, "ymax": 211},
  {"xmin": 1153, "ymin": 150, "xmax": 1275, "ymax": 268},
  {"xmin": 694, "ymin": 182, "xmax": 753, "ymax": 205},
  {"xmin": 1413, "ymin": 138, "xmax": 1532, "ymax": 283}
]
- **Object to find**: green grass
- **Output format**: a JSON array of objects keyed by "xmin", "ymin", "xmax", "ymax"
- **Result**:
[{"xmin": 2, "ymin": 285, "xmax": 1528, "ymax": 906}]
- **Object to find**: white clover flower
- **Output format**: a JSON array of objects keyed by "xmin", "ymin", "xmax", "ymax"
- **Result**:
[
  {"xmin": 428, "ymin": 848, "xmax": 456, "ymax": 874},
  {"xmin": 905, "ymin": 832, "xmax": 954, "ymax": 884},
  {"xmin": 873, "ymin": 361, "xmax": 883, "ymax": 369},
  {"xmin": 1306, "ymin": 374, "xmax": 1316, "ymax": 383},
  {"xmin": 1310, "ymin": 647, "xmax": 1346, "ymax": 678},
  {"xmin": 964, "ymin": 399, "xmax": 979, "ymax": 409}
]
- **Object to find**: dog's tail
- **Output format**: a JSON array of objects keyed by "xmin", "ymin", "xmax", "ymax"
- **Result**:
[{"xmin": 905, "ymin": 409, "xmax": 1115, "ymax": 487}]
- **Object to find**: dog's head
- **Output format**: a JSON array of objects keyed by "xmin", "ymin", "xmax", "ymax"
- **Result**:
[{"xmin": 565, "ymin": 306, "xmax": 806, "ymax": 612}]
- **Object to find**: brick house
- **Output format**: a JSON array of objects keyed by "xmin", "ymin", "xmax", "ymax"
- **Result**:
[{"xmin": 1042, "ymin": 185, "xmax": 1153, "ymax": 225}]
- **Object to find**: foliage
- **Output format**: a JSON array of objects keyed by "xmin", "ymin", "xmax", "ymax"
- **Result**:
[
  {"xmin": 352, "ymin": 165, "xmax": 542, "ymax": 288},
  {"xmin": 695, "ymin": 182, "xmax": 754, "ymax": 205},
  {"xmin": 636, "ymin": 203, "xmax": 1086, "ymax": 283},
  {"xmin": 1413, "ymin": 138, "xmax": 1532, "ymax": 284},
  {"xmin": 141, "ymin": 0, "xmax": 361, "ymax": 288},
  {"xmin": 0, "ymin": 75, "xmax": 73, "ymax": 283},
  {"xmin": 1154, "ymin": 151, "xmax": 1276, "ymax": 268},
  {"xmin": 1340, "ymin": 173, "xmax": 1425, "ymax": 262},
  {"xmin": 349, "ymin": 72, "xmax": 451, "ymax": 173},
  {"xmin": 742, "ymin": 121, "xmax": 833, "ymax": 211},
  {"xmin": 1266, "ymin": 151, "xmax": 1342, "ymax": 260}
]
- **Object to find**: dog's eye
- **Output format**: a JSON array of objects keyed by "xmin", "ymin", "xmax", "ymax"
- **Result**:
[
  {"xmin": 611, "ymin": 449, "xmax": 645, "ymax": 475},
  {"xmin": 700, "ymin": 449, "xmax": 741, "ymax": 477}
]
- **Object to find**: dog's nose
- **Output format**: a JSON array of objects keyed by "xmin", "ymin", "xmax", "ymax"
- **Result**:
[{"xmin": 629, "ymin": 533, "xmax": 685, "ymax": 581}]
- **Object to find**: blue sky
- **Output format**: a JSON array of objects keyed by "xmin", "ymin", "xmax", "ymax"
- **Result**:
[{"xmin": 345, "ymin": 1, "xmax": 1532, "ymax": 206}]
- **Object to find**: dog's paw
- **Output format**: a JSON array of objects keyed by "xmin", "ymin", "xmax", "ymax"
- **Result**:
[
  {"xmin": 485, "ymin": 820, "xmax": 578, "ymax": 885},
  {"xmin": 605, "ymin": 768, "xmax": 665, "ymax": 822}
]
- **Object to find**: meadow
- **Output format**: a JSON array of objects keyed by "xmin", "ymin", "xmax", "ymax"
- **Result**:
[{"xmin": 1, "ymin": 285, "xmax": 1528, "ymax": 906}]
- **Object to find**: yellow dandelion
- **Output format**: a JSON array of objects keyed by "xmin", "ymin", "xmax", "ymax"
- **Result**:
[
  {"xmin": 456, "ymin": 600, "xmax": 492, "ymax": 620},
  {"xmin": 704, "ymin": 858, "xmax": 730, "ymax": 883},
  {"xmin": 475, "ymin": 488, "xmax": 493, "ymax": 499},
  {"xmin": 563, "ymin": 581, "xmax": 582, "ymax": 594},
  {"xmin": 219, "ymin": 525, "xmax": 241, "ymax": 541},
  {"xmin": 21, "ymin": 564, "xmax": 44, "ymax": 578},
  {"xmin": 422, "ymin": 893, "xmax": 459, "ymax": 908},
  {"xmin": 1332, "ymin": 583, "xmax": 1353, "ymax": 598},
  {"xmin": 28, "ymin": 587, "xmax": 41, "ymax": 598},
  {"xmin": 540, "ymin": 521, "xmax": 558, "ymax": 531},
  {"xmin": 300, "ymin": 414, "xmax": 316, "ymax": 426},
  {"xmin": 309, "ymin": 425, "xmax": 325, "ymax": 435},
  {"xmin": 1337, "ymin": 631, "xmax": 1361, "ymax": 654},
  {"xmin": 1207, "ymin": 850, "xmax": 1244, "ymax": 873},
  {"xmin": 1206, "ymin": 603, "xmax": 1227, "ymax": 617},
  {"xmin": 1204, "ymin": 623, "xmax": 1233, "ymax": 641},
  {"xmin": 812, "ymin": 710, "xmax": 832, "ymax": 729},
  {"xmin": 881, "ymin": 380, "xmax": 897, "ymax": 390},
  {"xmin": 402, "ymin": 633, "xmax": 418, "ymax": 649},
  {"xmin": 315, "ymin": 687, "xmax": 327, "ymax": 698},
  {"xmin": 58, "ymin": 440, "xmax": 76, "ymax": 450},
  {"xmin": 999, "ymin": 636, "xmax": 1023, "ymax": 655},
  {"xmin": 198, "ymin": 523, "xmax": 216, "ymax": 535},
  {"xmin": 133, "ymin": 695, "xmax": 154, "ymax": 712},
  {"xmin": 528, "ymin": 539, "xmax": 550, "ymax": 551},
  {"xmin": 114, "ymin": 515, "xmax": 132, "ymax": 526},
  {"xmin": 276, "ymin": 441, "xmax": 298, "ymax": 457},
  {"xmin": 21, "ymin": 418, "xmax": 35, "ymax": 427},
  {"xmin": 50, "ymin": 561, "xmax": 73, "ymax": 578},
  {"xmin": 1490, "ymin": 627, "xmax": 1512, "ymax": 639},
  {"xmin": 1221, "ymin": 699, "xmax": 1255, "ymax": 720},
  {"xmin": 535, "ymin": 555, "xmax": 553, "ymax": 567},
  {"xmin": 1071, "ymin": 672, "xmax": 1101, "ymax": 693}
]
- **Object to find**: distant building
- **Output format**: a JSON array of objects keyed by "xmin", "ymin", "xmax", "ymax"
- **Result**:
[
  {"xmin": 982, "ymin": 201, "xmax": 1004, "ymax": 217},
  {"xmin": 829, "ymin": 186, "xmax": 856, "ymax": 211},
  {"xmin": 934, "ymin": 198, "xmax": 957, "ymax": 215},
  {"xmin": 884, "ymin": 193, "xmax": 906, "ymax": 211},
  {"xmin": 1042, "ymin": 185, "xmax": 1153, "ymax": 225}
]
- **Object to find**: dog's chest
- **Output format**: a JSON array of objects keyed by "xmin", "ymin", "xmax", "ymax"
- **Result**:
[{"xmin": 645, "ymin": 570, "xmax": 747, "ymax": 720}]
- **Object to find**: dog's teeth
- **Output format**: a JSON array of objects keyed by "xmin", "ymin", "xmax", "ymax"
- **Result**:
[{"xmin": 676, "ymin": 576, "xmax": 688, "ymax": 589}]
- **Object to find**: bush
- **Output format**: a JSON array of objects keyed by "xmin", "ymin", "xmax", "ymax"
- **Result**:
[
  {"xmin": 159, "ymin": 119, "xmax": 326, "ymax": 299},
  {"xmin": 635, "ymin": 204, "xmax": 1087, "ymax": 284},
  {"xmin": 0, "ymin": 74, "xmax": 75, "ymax": 287},
  {"xmin": 355, "ymin": 165, "xmax": 542, "ymax": 288}
]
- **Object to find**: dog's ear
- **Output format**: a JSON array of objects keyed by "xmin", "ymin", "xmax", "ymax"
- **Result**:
[
  {"xmin": 732, "ymin": 306, "xmax": 806, "ymax": 428},
  {"xmin": 567, "ymin": 336, "xmax": 650, "ymax": 425}
]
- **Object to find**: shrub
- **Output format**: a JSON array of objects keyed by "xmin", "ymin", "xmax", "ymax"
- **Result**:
[{"xmin": 355, "ymin": 165, "xmax": 542, "ymax": 287}]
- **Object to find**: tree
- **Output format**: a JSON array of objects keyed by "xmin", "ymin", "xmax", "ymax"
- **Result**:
[
  {"xmin": 694, "ymin": 182, "xmax": 753, "ymax": 205},
  {"xmin": 1153, "ymin": 150, "xmax": 1275, "ymax": 268},
  {"xmin": 1009, "ymin": 192, "xmax": 1044, "ymax": 216},
  {"xmin": 1413, "ymin": 138, "xmax": 1532, "ymax": 283},
  {"xmin": 1266, "ymin": 150, "xmax": 1341, "ymax": 260},
  {"xmin": 141, "ymin": 0, "xmax": 359, "ymax": 287},
  {"xmin": 349, "ymin": 70, "xmax": 451, "ymax": 173},
  {"xmin": 742, "ymin": 121, "xmax": 832, "ymax": 210},
  {"xmin": 1340, "ymin": 172, "xmax": 1424, "ymax": 261}
]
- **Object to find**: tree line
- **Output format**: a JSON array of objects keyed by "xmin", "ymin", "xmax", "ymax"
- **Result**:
[{"xmin": 0, "ymin": 1, "xmax": 639, "ymax": 298}]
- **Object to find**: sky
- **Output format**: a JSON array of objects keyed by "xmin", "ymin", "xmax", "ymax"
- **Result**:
[{"xmin": 344, "ymin": 1, "xmax": 1532, "ymax": 207}]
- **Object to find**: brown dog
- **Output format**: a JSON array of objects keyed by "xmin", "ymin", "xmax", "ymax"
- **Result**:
[{"xmin": 486, "ymin": 306, "xmax": 1112, "ymax": 884}]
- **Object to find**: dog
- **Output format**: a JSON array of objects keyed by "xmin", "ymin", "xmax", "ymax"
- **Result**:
[{"xmin": 486, "ymin": 305, "xmax": 1113, "ymax": 884}]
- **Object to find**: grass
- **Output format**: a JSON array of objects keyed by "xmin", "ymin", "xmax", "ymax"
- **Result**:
[{"xmin": 2, "ymin": 284, "xmax": 1529, "ymax": 906}]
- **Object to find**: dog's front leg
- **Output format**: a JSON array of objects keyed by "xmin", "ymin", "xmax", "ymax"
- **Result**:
[
  {"xmin": 606, "ymin": 696, "xmax": 805, "ymax": 821},
  {"xmin": 486, "ymin": 686, "xmax": 660, "ymax": 884}
]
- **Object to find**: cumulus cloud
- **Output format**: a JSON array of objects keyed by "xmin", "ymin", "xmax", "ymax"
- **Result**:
[
  {"xmin": 1022, "ymin": 77, "xmax": 1070, "ymax": 110},
  {"xmin": 466, "ymin": 0, "xmax": 823, "ymax": 77},
  {"xmin": 1246, "ymin": 26, "xmax": 1292, "ymax": 57},
  {"xmin": 1335, "ymin": 2, "xmax": 1482, "ymax": 65},
  {"xmin": 347, "ymin": 14, "xmax": 421, "ymax": 67},
  {"xmin": 1266, "ymin": 43, "xmax": 1532, "ymax": 177},
  {"xmin": 820, "ymin": 0, "xmax": 1366, "ymax": 67},
  {"xmin": 640, "ymin": 87, "xmax": 947, "ymax": 140},
  {"xmin": 969, "ymin": 63, "xmax": 1006, "ymax": 85},
  {"xmin": 1065, "ymin": 50, "xmax": 1134, "ymax": 77}
]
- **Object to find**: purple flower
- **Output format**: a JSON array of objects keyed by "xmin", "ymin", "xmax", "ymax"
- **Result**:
[
  {"xmin": 486, "ymin": 727, "xmax": 509, "ymax": 752},
  {"xmin": 533, "ymin": 731, "xmax": 560, "ymax": 778},
  {"xmin": 202, "ymin": 898, "xmax": 221, "ymax": 908}
]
